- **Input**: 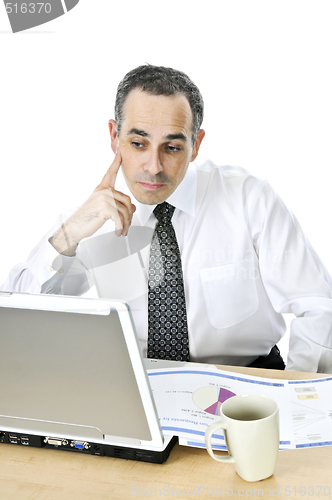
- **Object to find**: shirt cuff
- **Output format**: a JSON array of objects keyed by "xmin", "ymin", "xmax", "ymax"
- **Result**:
[{"xmin": 28, "ymin": 239, "xmax": 76, "ymax": 285}]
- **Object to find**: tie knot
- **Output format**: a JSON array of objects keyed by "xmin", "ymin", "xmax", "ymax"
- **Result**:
[{"xmin": 153, "ymin": 202, "xmax": 175, "ymax": 222}]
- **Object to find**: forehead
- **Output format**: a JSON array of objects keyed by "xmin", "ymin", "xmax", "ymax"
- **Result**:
[{"xmin": 121, "ymin": 88, "xmax": 193, "ymax": 135}]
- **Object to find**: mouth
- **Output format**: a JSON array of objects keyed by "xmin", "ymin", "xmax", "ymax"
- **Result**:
[{"xmin": 139, "ymin": 182, "xmax": 166, "ymax": 190}]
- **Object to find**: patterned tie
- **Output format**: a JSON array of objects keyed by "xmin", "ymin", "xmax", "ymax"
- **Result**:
[{"xmin": 147, "ymin": 202, "xmax": 190, "ymax": 361}]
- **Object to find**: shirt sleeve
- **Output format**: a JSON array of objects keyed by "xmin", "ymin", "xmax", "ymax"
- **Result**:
[
  {"xmin": 0, "ymin": 211, "xmax": 92, "ymax": 297},
  {"xmin": 247, "ymin": 180, "xmax": 332, "ymax": 373}
]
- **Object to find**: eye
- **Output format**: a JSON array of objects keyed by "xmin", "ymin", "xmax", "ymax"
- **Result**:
[
  {"xmin": 132, "ymin": 141, "xmax": 144, "ymax": 149},
  {"xmin": 167, "ymin": 145, "xmax": 181, "ymax": 153}
]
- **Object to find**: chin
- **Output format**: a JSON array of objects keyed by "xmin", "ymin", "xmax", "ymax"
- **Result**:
[
  {"xmin": 136, "ymin": 194, "xmax": 166, "ymax": 206},
  {"xmin": 133, "ymin": 185, "xmax": 173, "ymax": 205}
]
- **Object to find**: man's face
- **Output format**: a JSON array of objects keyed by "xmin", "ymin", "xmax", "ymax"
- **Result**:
[{"xmin": 110, "ymin": 89, "xmax": 204, "ymax": 205}]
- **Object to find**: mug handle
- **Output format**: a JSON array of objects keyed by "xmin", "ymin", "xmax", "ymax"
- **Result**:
[{"xmin": 204, "ymin": 421, "xmax": 235, "ymax": 463}]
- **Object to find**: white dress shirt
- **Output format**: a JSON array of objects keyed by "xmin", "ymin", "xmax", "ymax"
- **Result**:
[{"xmin": 3, "ymin": 161, "xmax": 332, "ymax": 372}]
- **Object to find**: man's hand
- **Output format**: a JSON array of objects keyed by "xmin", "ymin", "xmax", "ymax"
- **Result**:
[{"xmin": 51, "ymin": 151, "xmax": 136, "ymax": 256}]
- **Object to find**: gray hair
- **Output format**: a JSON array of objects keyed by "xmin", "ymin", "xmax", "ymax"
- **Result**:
[{"xmin": 114, "ymin": 64, "xmax": 204, "ymax": 145}]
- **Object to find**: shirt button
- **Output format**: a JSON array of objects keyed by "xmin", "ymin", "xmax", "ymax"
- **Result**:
[
  {"xmin": 58, "ymin": 268, "xmax": 64, "ymax": 274},
  {"xmin": 48, "ymin": 265, "xmax": 54, "ymax": 271}
]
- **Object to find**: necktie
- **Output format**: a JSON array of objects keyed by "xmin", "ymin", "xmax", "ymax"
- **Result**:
[{"xmin": 147, "ymin": 202, "xmax": 190, "ymax": 361}]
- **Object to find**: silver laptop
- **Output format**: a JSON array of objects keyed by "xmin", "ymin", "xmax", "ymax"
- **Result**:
[{"xmin": 0, "ymin": 292, "xmax": 176, "ymax": 463}]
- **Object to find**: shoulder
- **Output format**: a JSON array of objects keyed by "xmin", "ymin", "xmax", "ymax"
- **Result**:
[
  {"xmin": 195, "ymin": 159, "xmax": 262, "ymax": 182},
  {"xmin": 193, "ymin": 160, "xmax": 268, "ymax": 203},
  {"xmin": 195, "ymin": 160, "xmax": 248, "ymax": 176}
]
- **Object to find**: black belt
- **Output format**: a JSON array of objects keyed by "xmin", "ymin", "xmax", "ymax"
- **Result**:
[{"xmin": 247, "ymin": 345, "xmax": 285, "ymax": 370}]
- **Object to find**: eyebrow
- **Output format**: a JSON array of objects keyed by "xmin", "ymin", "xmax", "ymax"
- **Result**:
[
  {"xmin": 166, "ymin": 133, "xmax": 187, "ymax": 142},
  {"xmin": 127, "ymin": 128, "xmax": 188, "ymax": 142},
  {"xmin": 127, "ymin": 128, "xmax": 149, "ymax": 137}
]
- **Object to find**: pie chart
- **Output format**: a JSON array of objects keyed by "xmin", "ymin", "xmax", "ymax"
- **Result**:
[{"xmin": 192, "ymin": 386, "xmax": 236, "ymax": 416}]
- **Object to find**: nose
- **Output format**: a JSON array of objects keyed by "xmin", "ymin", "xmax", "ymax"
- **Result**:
[{"xmin": 143, "ymin": 147, "xmax": 163, "ymax": 175}]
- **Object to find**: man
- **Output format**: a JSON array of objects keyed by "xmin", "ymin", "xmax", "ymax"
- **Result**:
[{"xmin": 2, "ymin": 64, "xmax": 332, "ymax": 372}]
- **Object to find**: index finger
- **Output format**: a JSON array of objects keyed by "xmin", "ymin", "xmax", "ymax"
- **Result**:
[{"xmin": 98, "ymin": 150, "xmax": 122, "ymax": 190}]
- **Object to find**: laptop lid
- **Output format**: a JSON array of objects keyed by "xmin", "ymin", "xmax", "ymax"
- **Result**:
[{"xmin": 0, "ymin": 292, "xmax": 164, "ymax": 450}]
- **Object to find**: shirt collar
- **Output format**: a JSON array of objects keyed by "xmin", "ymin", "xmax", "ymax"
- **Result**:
[{"xmin": 114, "ymin": 162, "xmax": 197, "ymax": 226}]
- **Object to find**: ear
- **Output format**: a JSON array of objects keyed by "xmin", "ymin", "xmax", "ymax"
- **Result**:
[
  {"xmin": 190, "ymin": 129, "xmax": 205, "ymax": 162},
  {"xmin": 108, "ymin": 119, "xmax": 119, "ymax": 155}
]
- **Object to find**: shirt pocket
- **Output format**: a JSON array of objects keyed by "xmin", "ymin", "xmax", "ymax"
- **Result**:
[{"xmin": 200, "ymin": 260, "xmax": 259, "ymax": 329}]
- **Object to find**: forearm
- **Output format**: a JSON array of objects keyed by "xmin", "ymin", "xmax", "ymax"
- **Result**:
[
  {"xmin": 1, "ymin": 238, "xmax": 70, "ymax": 294},
  {"xmin": 1, "ymin": 211, "xmax": 91, "ymax": 296},
  {"xmin": 50, "ymin": 222, "xmax": 79, "ymax": 257}
]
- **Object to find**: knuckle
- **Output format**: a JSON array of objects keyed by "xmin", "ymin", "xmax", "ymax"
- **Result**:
[{"xmin": 94, "ymin": 190, "xmax": 104, "ymax": 202}]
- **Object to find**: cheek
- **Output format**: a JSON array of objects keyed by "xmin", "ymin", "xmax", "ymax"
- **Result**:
[
  {"xmin": 119, "ymin": 140, "xmax": 132, "ymax": 160},
  {"xmin": 176, "ymin": 165, "xmax": 189, "ymax": 185},
  {"xmin": 161, "ymin": 149, "xmax": 189, "ymax": 169},
  {"xmin": 121, "ymin": 160, "xmax": 136, "ymax": 182},
  {"xmin": 119, "ymin": 145, "xmax": 139, "ymax": 179},
  {"xmin": 167, "ymin": 155, "xmax": 190, "ymax": 180}
]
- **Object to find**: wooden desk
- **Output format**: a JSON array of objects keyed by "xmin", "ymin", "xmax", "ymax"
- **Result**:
[{"xmin": 1, "ymin": 366, "xmax": 331, "ymax": 500}]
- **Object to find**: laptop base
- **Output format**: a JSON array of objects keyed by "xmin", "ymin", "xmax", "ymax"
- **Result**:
[{"xmin": 0, "ymin": 430, "xmax": 177, "ymax": 464}]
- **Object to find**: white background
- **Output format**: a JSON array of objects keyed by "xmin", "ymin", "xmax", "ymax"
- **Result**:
[{"xmin": 1, "ymin": 1, "xmax": 332, "ymax": 360}]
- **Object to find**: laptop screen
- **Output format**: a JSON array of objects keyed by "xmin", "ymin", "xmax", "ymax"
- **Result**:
[{"xmin": 0, "ymin": 293, "xmax": 163, "ymax": 449}]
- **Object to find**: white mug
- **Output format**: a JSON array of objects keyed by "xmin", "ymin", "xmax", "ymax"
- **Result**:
[{"xmin": 205, "ymin": 394, "xmax": 279, "ymax": 482}]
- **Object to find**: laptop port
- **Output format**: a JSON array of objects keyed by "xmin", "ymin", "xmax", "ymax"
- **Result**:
[
  {"xmin": 70, "ymin": 440, "xmax": 91, "ymax": 450},
  {"xmin": 20, "ymin": 436, "xmax": 29, "ymax": 445},
  {"xmin": 9, "ymin": 434, "xmax": 18, "ymax": 443},
  {"xmin": 44, "ymin": 437, "xmax": 69, "ymax": 447}
]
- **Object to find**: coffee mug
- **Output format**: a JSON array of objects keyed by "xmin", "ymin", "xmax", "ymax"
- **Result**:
[{"xmin": 205, "ymin": 394, "xmax": 279, "ymax": 482}]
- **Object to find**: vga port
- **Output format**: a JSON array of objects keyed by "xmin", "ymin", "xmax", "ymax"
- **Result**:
[{"xmin": 70, "ymin": 440, "xmax": 91, "ymax": 450}]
